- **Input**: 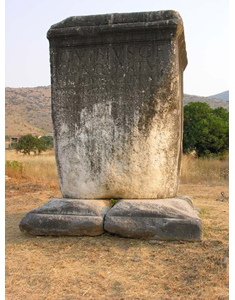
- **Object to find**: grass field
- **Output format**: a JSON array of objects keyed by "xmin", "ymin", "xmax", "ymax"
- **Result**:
[{"xmin": 5, "ymin": 150, "xmax": 229, "ymax": 299}]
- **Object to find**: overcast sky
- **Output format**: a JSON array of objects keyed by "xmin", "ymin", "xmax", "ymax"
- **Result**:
[{"xmin": 5, "ymin": 0, "xmax": 229, "ymax": 97}]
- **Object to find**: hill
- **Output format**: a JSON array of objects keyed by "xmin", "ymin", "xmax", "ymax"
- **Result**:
[
  {"xmin": 5, "ymin": 86, "xmax": 229, "ymax": 136},
  {"xmin": 183, "ymin": 94, "xmax": 229, "ymax": 111},
  {"xmin": 208, "ymin": 90, "xmax": 229, "ymax": 101},
  {"xmin": 5, "ymin": 86, "xmax": 52, "ymax": 136}
]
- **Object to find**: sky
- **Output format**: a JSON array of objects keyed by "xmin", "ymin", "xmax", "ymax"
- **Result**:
[{"xmin": 5, "ymin": 0, "xmax": 229, "ymax": 97}]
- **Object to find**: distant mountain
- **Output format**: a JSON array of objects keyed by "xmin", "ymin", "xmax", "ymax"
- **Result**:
[
  {"xmin": 5, "ymin": 86, "xmax": 52, "ymax": 136},
  {"xmin": 183, "ymin": 94, "xmax": 229, "ymax": 111},
  {"xmin": 208, "ymin": 90, "xmax": 229, "ymax": 102},
  {"xmin": 5, "ymin": 86, "xmax": 229, "ymax": 136}
]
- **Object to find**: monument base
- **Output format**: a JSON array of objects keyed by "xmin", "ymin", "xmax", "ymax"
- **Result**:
[
  {"xmin": 19, "ymin": 196, "xmax": 202, "ymax": 241},
  {"xmin": 104, "ymin": 196, "xmax": 202, "ymax": 241},
  {"xmin": 19, "ymin": 199, "xmax": 111, "ymax": 236}
]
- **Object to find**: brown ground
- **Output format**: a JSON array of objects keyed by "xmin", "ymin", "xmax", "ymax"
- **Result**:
[{"xmin": 5, "ymin": 179, "xmax": 229, "ymax": 299}]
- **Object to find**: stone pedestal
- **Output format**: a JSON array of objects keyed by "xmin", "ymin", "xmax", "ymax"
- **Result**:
[
  {"xmin": 104, "ymin": 197, "xmax": 202, "ymax": 241},
  {"xmin": 19, "ymin": 199, "xmax": 111, "ymax": 236},
  {"xmin": 19, "ymin": 196, "xmax": 202, "ymax": 240},
  {"xmin": 19, "ymin": 11, "xmax": 202, "ymax": 241}
]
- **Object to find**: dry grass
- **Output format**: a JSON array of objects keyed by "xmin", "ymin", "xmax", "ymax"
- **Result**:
[
  {"xmin": 180, "ymin": 154, "xmax": 229, "ymax": 184},
  {"xmin": 5, "ymin": 151, "xmax": 229, "ymax": 299},
  {"xmin": 5, "ymin": 150, "xmax": 59, "ymax": 189},
  {"xmin": 5, "ymin": 150, "xmax": 229, "ymax": 187}
]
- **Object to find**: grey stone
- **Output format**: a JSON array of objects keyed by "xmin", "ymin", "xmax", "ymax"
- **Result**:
[
  {"xmin": 19, "ymin": 11, "xmax": 202, "ymax": 241},
  {"xmin": 47, "ymin": 10, "xmax": 187, "ymax": 199},
  {"xmin": 19, "ymin": 199, "xmax": 111, "ymax": 236},
  {"xmin": 176, "ymin": 194, "xmax": 194, "ymax": 207},
  {"xmin": 104, "ymin": 197, "xmax": 202, "ymax": 241}
]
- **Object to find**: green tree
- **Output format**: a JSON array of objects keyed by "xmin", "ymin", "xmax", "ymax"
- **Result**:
[
  {"xmin": 183, "ymin": 102, "xmax": 229, "ymax": 157},
  {"xmin": 35, "ymin": 137, "xmax": 47, "ymax": 154},
  {"xmin": 40, "ymin": 136, "xmax": 54, "ymax": 149},
  {"xmin": 14, "ymin": 134, "xmax": 47, "ymax": 155},
  {"xmin": 213, "ymin": 107, "xmax": 229, "ymax": 122}
]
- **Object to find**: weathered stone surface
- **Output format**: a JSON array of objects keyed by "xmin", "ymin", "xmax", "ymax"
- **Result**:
[
  {"xmin": 104, "ymin": 197, "xmax": 202, "ymax": 241},
  {"xmin": 19, "ymin": 12, "xmax": 201, "ymax": 240},
  {"xmin": 47, "ymin": 10, "xmax": 187, "ymax": 199},
  {"xmin": 19, "ymin": 199, "xmax": 111, "ymax": 236}
]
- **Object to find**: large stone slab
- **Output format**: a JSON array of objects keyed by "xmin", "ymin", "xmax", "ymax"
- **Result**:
[
  {"xmin": 104, "ymin": 197, "xmax": 202, "ymax": 241},
  {"xmin": 19, "ymin": 199, "xmax": 111, "ymax": 236},
  {"xmin": 47, "ymin": 11, "xmax": 187, "ymax": 199}
]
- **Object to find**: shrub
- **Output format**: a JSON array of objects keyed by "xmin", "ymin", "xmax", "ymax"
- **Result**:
[
  {"xmin": 110, "ymin": 199, "xmax": 119, "ymax": 206},
  {"xmin": 5, "ymin": 160, "xmax": 26, "ymax": 178}
]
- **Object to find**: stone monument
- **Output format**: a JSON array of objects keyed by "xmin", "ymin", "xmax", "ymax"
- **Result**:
[{"xmin": 19, "ymin": 11, "xmax": 202, "ymax": 241}]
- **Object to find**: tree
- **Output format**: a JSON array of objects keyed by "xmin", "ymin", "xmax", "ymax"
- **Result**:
[
  {"xmin": 213, "ymin": 107, "xmax": 229, "ymax": 122},
  {"xmin": 35, "ymin": 137, "xmax": 47, "ymax": 154},
  {"xmin": 14, "ymin": 134, "xmax": 47, "ymax": 155},
  {"xmin": 40, "ymin": 136, "xmax": 54, "ymax": 149},
  {"xmin": 183, "ymin": 102, "xmax": 229, "ymax": 157}
]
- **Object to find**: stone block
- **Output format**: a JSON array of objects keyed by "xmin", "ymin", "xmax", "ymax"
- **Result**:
[
  {"xmin": 19, "ymin": 199, "xmax": 111, "ymax": 236},
  {"xmin": 104, "ymin": 197, "xmax": 202, "ymax": 241},
  {"xmin": 47, "ymin": 11, "xmax": 187, "ymax": 199}
]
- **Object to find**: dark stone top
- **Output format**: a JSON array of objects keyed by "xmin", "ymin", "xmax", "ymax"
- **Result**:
[
  {"xmin": 48, "ymin": 10, "xmax": 181, "ymax": 29},
  {"xmin": 47, "ymin": 10, "xmax": 187, "ymax": 70}
]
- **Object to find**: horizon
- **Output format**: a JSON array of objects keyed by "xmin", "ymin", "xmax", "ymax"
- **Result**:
[{"xmin": 4, "ymin": 85, "xmax": 229, "ymax": 99}]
